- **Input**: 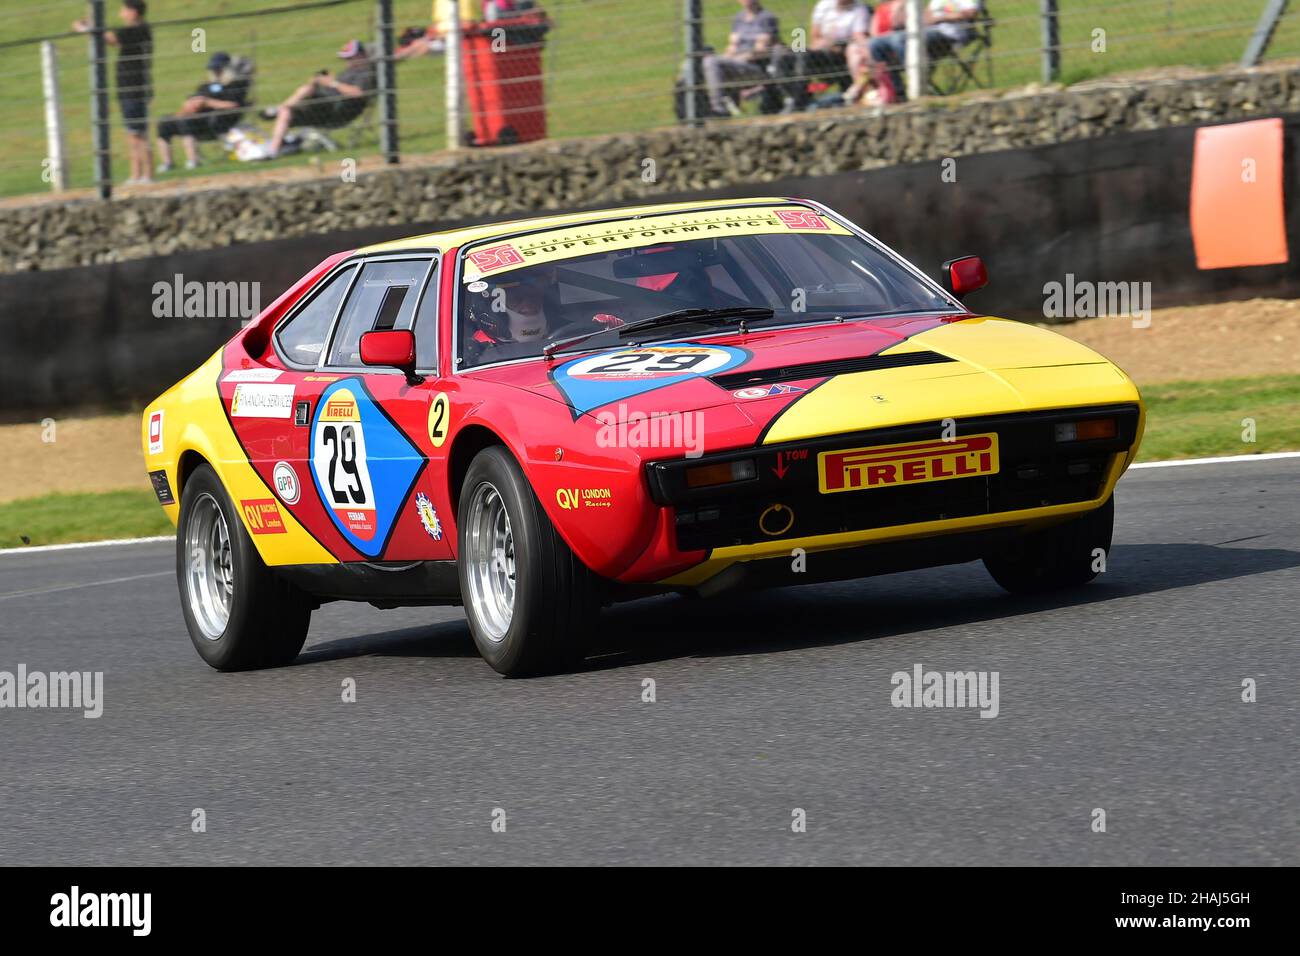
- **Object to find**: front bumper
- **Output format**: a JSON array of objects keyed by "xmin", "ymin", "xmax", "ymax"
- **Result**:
[{"xmin": 647, "ymin": 405, "xmax": 1141, "ymax": 554}]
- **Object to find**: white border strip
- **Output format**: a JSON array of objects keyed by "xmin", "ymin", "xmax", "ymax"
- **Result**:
[
  {"xmin": 0, "ymin": 534, "xmax": 172, "ymax": 557},
  {"xmin": 1130, "ymin": 451, "xmax": 1300, "ymax": 469}
]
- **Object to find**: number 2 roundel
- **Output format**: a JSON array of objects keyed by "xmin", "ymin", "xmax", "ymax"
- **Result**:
[
  {"xmin": 309, "ymin": 380, "xmax": 422, "ymax": 558},
  {"xmin": 551, "ymin": 343, "xmax": 748, "ymax": 414}
]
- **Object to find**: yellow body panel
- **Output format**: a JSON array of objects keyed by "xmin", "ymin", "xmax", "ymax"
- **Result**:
[{"xmin": 141, "ymin": 352, "xmax": 337, "ymax": 565}]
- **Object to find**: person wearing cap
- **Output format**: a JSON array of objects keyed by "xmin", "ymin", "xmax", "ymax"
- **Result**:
[
  {"xmin": 263, "ymin": 40, "xmax": 377, "ymax": 158},
  {"xmin": 155, "ymin": 52, "xmax": 251, "ymax": 172}
]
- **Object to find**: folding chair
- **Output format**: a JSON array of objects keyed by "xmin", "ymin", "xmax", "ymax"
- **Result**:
[{"xmin": 928, "ymin": 1, "xmax": 995, "ymax": 96}]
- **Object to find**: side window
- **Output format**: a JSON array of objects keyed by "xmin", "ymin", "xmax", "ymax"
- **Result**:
[
  {"xmin": 276, "ymin": 265, "xmax": 356, "ymax": 368},
  {"xmin": 410, "ymin": 260, "xmax": 440, "ymax": 370},
  {"xmin": 326, "ymin": 258, "xmax": 432, "ymax": 367}
]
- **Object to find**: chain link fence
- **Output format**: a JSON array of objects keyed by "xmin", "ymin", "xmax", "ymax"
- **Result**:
[{"xmin": 0, "ymin": 0, "xmax": 1296, "ymax": 201}]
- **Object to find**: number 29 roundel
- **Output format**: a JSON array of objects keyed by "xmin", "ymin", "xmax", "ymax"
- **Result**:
[
  {"xmin": 309, "ymin": 380, "xmax": 422, "ymax": 558},
  {"xmin": 550, "ymin": 343, "xmax": 748, "ymax": 415}
]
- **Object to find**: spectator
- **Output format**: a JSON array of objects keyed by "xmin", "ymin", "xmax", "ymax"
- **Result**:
[
  {"xmin": 261, "ymin": 40, "xmax": 376, "ymax": 158},
  {"xmin": 806, "ymin": 0, "xmax": 874, "ymax": 108},
  {"xmin": 156, "ymin": 53, "xmax": 251, "ymax": 172},
  {"xmin": 700, "ymin": 0, "xmax": 784, "ymax": 117},
  {"xmin": 72, "ymin": 0, "xmax": 153, "ymax": 184},
  {"xmin": 869, "ymin": 0, "xmax": 980, "ymax": 102}
]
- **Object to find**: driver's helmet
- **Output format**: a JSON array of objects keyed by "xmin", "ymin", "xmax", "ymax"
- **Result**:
[{"xmin": 465, "ymin": 279, "xmax": 548, "ymax": 343}]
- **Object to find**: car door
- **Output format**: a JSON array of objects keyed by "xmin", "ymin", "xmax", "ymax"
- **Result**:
[{"xmin": 310, "ymin": 254, "xmax": 451, "ymax": 562}]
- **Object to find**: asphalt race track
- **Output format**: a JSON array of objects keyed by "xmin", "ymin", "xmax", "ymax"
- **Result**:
[{"xmin": 1, "ymin": 458, "xmax": 1296, "ymax": 866}]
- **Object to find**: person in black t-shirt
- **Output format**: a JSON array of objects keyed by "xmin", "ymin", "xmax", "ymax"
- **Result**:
[
  {"xmin": 156, "ymin": 52, "xmax": 250, "ymax": 172},
  {"xmin": 74, "ymin": 0, "xmax": 154, "ymax": 184}
]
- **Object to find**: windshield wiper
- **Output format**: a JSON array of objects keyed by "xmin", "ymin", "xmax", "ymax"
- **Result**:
[{"xmin": 543, "ymin": 306, "xmax": 774, "ymax": 358}]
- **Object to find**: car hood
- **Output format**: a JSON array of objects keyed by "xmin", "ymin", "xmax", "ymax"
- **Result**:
[{"xmin": 469, "ymin": 314, "xmax": 1136, "ymax": 429}]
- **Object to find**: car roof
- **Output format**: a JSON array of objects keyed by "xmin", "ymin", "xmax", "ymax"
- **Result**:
[{"xmin": 358, "ymin": 196, "xmax": 804, "ymax": 255}]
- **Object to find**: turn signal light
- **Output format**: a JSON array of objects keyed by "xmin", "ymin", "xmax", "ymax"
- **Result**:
[
  {"xmin": 685, "ymin": 458, "xmax": 757, "ymax": 488},
  {"xmin": 1055, "ymin": 418, "xmax": 1117, "ymax": 442}
]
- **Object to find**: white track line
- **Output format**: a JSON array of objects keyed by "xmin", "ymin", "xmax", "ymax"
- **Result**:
[
  {"xmin": 0, "ymin": 453, "xmax": 1295, "ymax": 557},
  {"xmin": 0, "ymin": 535, "xmax": 172, "ymax": 557},
  {"xmin": 0, "ymin": 570, "xmax": 172, "ymax": 602},
  {"xmin": 1130, "ymin": 451, "xmax": 1300, "ymax": 469}
]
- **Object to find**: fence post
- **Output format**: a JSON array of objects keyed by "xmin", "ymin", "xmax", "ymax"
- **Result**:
[
  {"xmin": 904, "ymin": 0, "xmax": 927, "ymax": 101},
  {"xmin": 1242, "ymin": 0, "xmax": 1291, "ymax": 67},
  {"xmin": 683, "ymin": 0, "xmax": 704, "ymax": 126},
  {"xmin": 1040, "ymin": 0, "xmax": 1060, "ymax": 84},
  {"xmin": 88, "ymin": 0, "xmax": 111, "ymax": 198},
  {"xmin": 40, "ymin": 41, "xmax": 68, "ymax": 192},
  {"xmin": 446, "ymin": 3, "xmax": 463, "ymax": 149},
  {"xmin": 375, "ymin": 0, "xmax": 398, "ymax": 163}
]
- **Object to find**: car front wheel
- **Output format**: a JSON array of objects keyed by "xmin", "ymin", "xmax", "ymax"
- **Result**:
[
  {"xmin": 457, "ymin": 446, "xmax": 599, "ymax": 676},
  {"xmin": 176, "ymin": 463, "xmax": 311, "ymax": 670},
  {"xmin": 983, "ymin": 496, "xmax": 1115, "ymax": 595}
]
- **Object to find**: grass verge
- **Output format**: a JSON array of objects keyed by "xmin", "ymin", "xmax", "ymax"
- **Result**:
[
  {"xmin": 1136, "ymin": 375, "xmax": 1300, "ymax": 462},
  {"xmin": 0, "ymin": 490, "xmax": 173, "ymax": 549}
]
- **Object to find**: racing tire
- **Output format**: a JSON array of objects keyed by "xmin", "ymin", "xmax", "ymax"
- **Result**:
[
  {"xmin": 983, "ymin": 496, "xmax": 1114, "ymax": 595},
  {"xmin": 457, "ymin": 446, "xmax": 599, "ymax": 677},
  {"xmin": 176, "ymin": 463, "xmax": 312, "ymax": 671}
]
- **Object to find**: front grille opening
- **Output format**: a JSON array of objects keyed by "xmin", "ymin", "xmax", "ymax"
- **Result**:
[{"xmin": 674, "ymin": 452, "xmax": 1112, "ymax": 552}]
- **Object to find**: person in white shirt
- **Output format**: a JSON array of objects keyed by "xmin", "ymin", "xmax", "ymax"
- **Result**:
[
  {"xmin": 781, "ymin": 0, "xmax": 872, "ymax": 110},
  {"xmin": 868, "ymin": 0, "xmax": 981, "ymax": 101}
]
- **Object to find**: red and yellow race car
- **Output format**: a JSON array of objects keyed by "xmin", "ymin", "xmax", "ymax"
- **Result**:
[{"xmin": 143, "ymin": 198, "xmax": 1144, "ymax": 675}]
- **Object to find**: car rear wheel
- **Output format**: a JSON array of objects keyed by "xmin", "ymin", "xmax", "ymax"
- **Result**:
[
  {"xmin": 457, "ymin": 446, "xmax": 599, "ymax": 676},
  {"xmin": 177, "ymin": 463, "xmax": 311, "ymax": 670},
  {"xmin": 983, "ymin": 496, "xmax": 1114, "ymax": 595}
]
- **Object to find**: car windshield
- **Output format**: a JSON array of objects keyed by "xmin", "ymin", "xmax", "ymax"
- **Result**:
[{"xmin": 456, "ymin": 205, "xmax": 958, "ymax": 368}]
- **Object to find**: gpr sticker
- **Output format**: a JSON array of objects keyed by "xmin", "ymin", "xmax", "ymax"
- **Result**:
[
  {"xmin": 273, "ymin": 461, "xmax": 300, "ymax": 505},
  {"xmin": 309, "ymin": 380, "xmax": 423, "ymax": 558},
  {"xmin": 415, "ymin": 492, "xmax": 442, "ymax": 541},
  {"xmin": 231, "ymin": 383, "xmax": 295, "ymax": 418},
  {"xmin": 240, "ymin": 498, "xmax": 286, "ymax": 535},
  {"xmin": 147, "ymin": 411, "xmax": 164, "ymax": 455}
]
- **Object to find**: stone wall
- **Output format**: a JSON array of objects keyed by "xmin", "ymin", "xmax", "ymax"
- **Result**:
[{"xmin": 3, "ymin": 63, "xmax": 1299, "ymax": 274}]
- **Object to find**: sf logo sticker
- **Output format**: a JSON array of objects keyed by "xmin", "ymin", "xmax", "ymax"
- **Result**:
[
  {"xmin": 429, "ymin": 392, "xmax": 449, "ymax": 448},
  {"xmin": 312, "ymin": 387, "xmax": 378, "ymax": 541}
]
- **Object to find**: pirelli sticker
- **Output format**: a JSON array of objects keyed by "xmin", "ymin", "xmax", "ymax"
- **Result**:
[
  {"xmin": 461, "ymin": 206, "xmax": 852, "ymax": 280},
  {"xmin": 818, "ymin": 433, "xmax": 999, "ymax": 494}
]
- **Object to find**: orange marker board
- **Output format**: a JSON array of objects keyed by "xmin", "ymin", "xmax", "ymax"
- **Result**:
[{"xmin": 1190, "ymin": 118, "xmax": 1288, "ymax": 270}]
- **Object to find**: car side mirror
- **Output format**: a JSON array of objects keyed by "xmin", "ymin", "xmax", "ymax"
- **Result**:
[
  {"xmin": 943, "ymin": 256, "xmax": 988, "ymax": 300},
  {"xmin": 360, "ymin": 329, "xmax": 423, "ymax": 385}
]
